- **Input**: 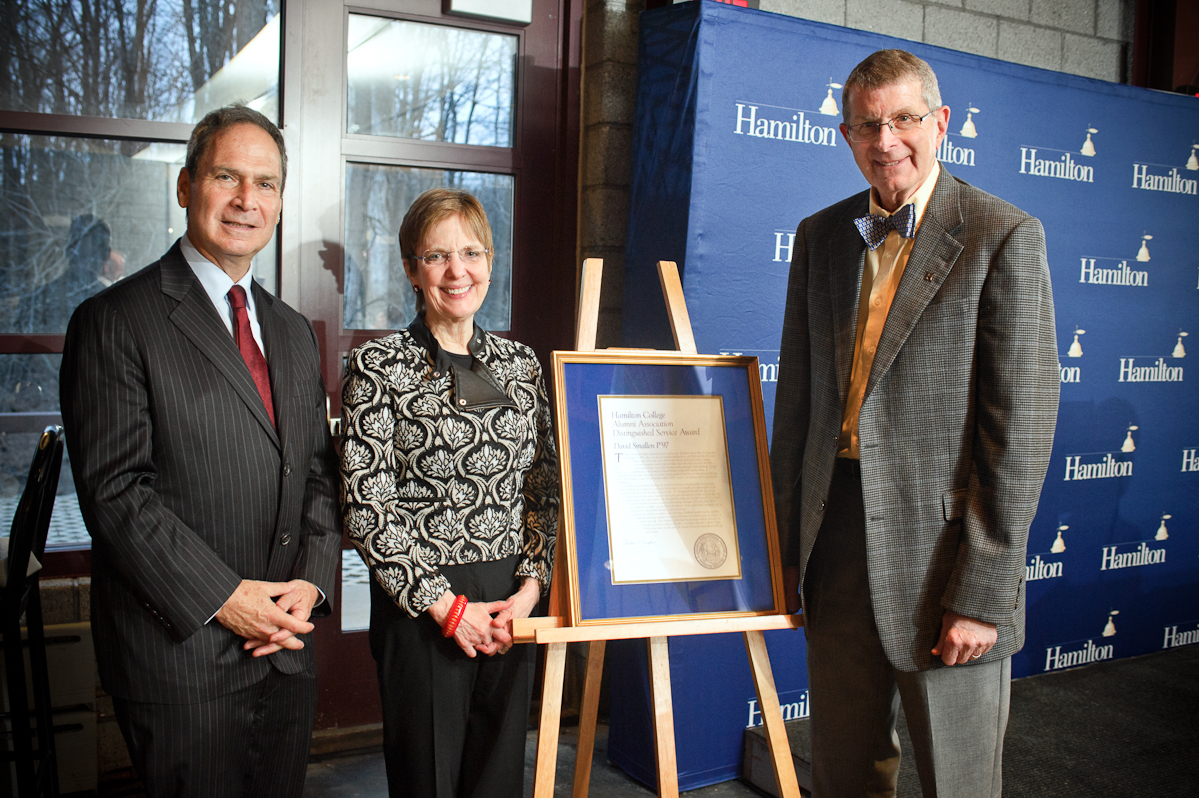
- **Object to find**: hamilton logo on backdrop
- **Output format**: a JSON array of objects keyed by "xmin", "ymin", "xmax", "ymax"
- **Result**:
[
  {"xmin": 1062, "ymin": 425, "xmax": 1135, "ymax": 481},
  {"xmin": 1028, "ymin": 523, "xmax": 1067, "ymax": 581},
  {"xmin": 1079, "ymin": 234, "xmax": 1153, "ymax": 287},
  {"xmin": 746, "ymin": 690, "xmax": 808, "ymax": 728},
  {"xmin": 732, "ymin": 79, "xmax": 840, "ymax": 147},
  {"xmin": 1021, "ymin": 125, "xmax": 1098, "ymax": 182},
  {"xmin": 1101, "ymin": 542, "xmax": 1166, "ymax": 569},
  {"xmin": 719, "ymin": 347, "xmax": 779, "ymax": 384},
  {"xmin": 1101, "ymin": 517, "xmax": 1167, "ymax": 571},
  {"xmin": 1018, "ymin": 126, "xmax": 1097, "ymax": 183},
  {"xmin": 936, "ymin": 103, "xmax": 978, "ymax": 167},
  {"xmin": 1044, "ymin": 611, "xmax": 1117, "ymax": 671},
  {"xmin": 772, "ymin": 229, "xmax": 794, "ymax": 263},
  {"xmin": 1131, "ymin": 142, "xmax": 1199, "ymax": 195},
  {"xmin": 1060, "ymin": 327, "xmax": 1084, "ymax": 383},
  {"xmin": 1100, "ymin": 512, "xmax": 1169, "ymax": 570},
  {"xmin": 1182, "ymin": 447, "xmax": 1199, "ymax": 472},
  {"xmin": 1118, "ymin": 330, "xmax": 1186, "ymax": 382},
  {"xmin": 1162, "ymin": 621, "xmax": 1199, "ymax": 649},
  {"xmin": 1027, "ymin": 553, "xmax": 1063, "ymax": 581}
]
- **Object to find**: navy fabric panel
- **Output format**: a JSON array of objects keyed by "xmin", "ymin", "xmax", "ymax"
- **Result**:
[{"xmin": 622, "ymin": 7, "xmax": 703, "ymax": 349}]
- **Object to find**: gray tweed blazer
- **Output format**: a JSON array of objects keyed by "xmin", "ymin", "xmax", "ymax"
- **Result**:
[{"xmin": 771, "ymin": 168, "xmax": 1059, "ymax": 672}]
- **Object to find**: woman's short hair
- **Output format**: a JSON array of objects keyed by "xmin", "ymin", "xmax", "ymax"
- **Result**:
[
  {"xmin": 842, "ymin": 49, "xmax": 942, "ymax": 119},
  {"xmin": 399, "ymin": 188, "xmax": 494, "ymax": 313}
]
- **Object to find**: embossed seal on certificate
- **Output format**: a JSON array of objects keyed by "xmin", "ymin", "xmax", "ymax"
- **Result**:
[{"xmin": 693, "ymin": 533, "xmax": 728, "ymax": 570}]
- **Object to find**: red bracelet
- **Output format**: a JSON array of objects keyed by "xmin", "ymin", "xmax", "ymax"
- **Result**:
[{"xmin": 442, "ymin": 594, "xmax": 468, "ymax": 638}]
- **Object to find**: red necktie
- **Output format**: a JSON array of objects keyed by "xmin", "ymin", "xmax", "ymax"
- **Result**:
[{"xmin": 227, "ymin": 285, "xmax": 275, "ymax": 427}]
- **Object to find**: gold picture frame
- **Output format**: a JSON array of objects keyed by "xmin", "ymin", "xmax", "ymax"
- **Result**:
[{"xmin": 552, "ymin": 350, "xmax": 784, "ymax": 626}]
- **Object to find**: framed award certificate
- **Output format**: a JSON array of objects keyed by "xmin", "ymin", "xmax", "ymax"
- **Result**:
[{"xmin": 551, "ymin": 350, "xmax": 784, "ymax": 626}]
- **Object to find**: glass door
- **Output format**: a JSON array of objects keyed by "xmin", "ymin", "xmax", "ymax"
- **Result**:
[{"xmin": 285, "ymin": 0, "xmax": 579, "ymax": 730}]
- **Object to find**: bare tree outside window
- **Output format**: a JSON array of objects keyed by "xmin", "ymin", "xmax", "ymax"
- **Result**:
[
  {"xmin": 346, "ymin": 15, "xmax": 517, "ymax": 147},
  {"xmin": 1, "ymin": 0, "xmax": 280, "ymax": 121},
  {"xmin": 0, "ymin": 1, "xmax": 283, "ymax": 545},
  {"xmin": 343, "ymin": 165, "xmax": 513, "ymax": 332}
]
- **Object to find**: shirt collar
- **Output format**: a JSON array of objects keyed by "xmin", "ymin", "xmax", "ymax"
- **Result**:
[
  {"xmin": 868, "ymin": 161, "xmax": 940, "ymax": 232},
  {"xmin": 180, "ymin": 234, "xmax": 257, "ymax": 307}
]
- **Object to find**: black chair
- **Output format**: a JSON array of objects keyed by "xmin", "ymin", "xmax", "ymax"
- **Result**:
[{"xmin": 1, "ymin": 426, "xmax": 64, "ymax": 798}]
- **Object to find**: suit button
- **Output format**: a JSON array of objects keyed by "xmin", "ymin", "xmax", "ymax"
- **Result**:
[
  {"xmin": 283, "ymin": 464, "xmax": 292, "ymax": 476},
  {"xmin": 280, "ymin": 534, "xmax": 292, "ymax": 546}
]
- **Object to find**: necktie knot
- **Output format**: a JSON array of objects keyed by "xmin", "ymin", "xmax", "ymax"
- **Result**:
[
  {"xmin": 227, "ymin": 284, "xmax": 248, "ymax": 310},
  {"xmin": 853, "ymin": 203, "xmax": 916, "ymax": 251}
]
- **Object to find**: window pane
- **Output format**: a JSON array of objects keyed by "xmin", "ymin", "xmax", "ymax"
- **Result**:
[
  {"xmin": 0, "ymin": 2, "xmax": 280, "ymax": 123},
  {"xmin": 346, "ymin": 15, "xmax": 517, "ymax": 146},
  {"xmin": 343, "ymin": 164, "xmax": 513, "ymax": 332},
  {"xmin": 0, "ymin": 353, "xmax": 87, "ymax": 550},
  {"xmin": 0, "ymin": 134, "xmax": 276, "ymax": 334},
  {"xmin": 341, "ymin": 548, "xmax": 369, "ymax": 632}
]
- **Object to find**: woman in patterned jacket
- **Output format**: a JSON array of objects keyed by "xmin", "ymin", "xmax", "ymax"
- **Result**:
[{"xmin": 340, "ymin": 188, "xmax": 558, "ymax": 798}]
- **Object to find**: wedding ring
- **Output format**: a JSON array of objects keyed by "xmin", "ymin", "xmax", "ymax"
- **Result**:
[{"xmin": 970, "ymin": 654, "xmax": 981, "ymax": 659}]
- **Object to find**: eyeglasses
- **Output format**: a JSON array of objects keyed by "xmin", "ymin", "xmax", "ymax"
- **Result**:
[
  {"xmin": 414, "ymin": 247, "xmax": 490, "ymax": 266},
  {"xmin": 845, "ymin": 110, "xmax": 936, "ymax": 142}
]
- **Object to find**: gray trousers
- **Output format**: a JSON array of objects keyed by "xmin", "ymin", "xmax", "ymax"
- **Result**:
[{"xmin": 803, "ymin": 459, "xmax": 1009, "ymax": 798}]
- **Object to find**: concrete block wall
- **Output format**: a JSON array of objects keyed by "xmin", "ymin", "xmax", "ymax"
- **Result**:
[
  {"xmin": 577, "ymin": 0, "xmax": 1135, "ymax": 345},
  {"xmin": 580, "ymin": 0, "xmax": 643, "ymax": 346},
  {"xmin": 40, "ymin": 577, "xmax": 136, "ymax": 785}
]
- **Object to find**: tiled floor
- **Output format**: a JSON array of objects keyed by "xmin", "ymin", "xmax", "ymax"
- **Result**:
[{"xmin": 302, "ymin": 725, "xmax": 774, "ymax": 797}]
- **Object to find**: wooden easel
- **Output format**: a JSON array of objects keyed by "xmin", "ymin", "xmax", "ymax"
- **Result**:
[{"xmin": 513, "ymin": 259, "xmax": 803, "ymax": 798}]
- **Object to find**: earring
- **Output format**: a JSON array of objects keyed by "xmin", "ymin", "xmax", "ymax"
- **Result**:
[{"xmin": 412, "ymin": 285, "xmax": 421, "ymax": 293}]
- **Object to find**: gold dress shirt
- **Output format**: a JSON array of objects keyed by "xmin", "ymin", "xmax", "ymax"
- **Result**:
[{"xmin": 838, "ymin": 163, "xmax": 941, "ymax": 459}]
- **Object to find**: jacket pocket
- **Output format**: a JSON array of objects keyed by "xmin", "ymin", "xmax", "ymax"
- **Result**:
[{"xmin": 941, "ymin": 488, "xmax": 967, "ymax": 522}]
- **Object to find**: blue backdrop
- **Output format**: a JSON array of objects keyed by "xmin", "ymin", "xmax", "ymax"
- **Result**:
[{"xmin": 611, "ymin": 1, "xmax": 1199, "ymax": 790}]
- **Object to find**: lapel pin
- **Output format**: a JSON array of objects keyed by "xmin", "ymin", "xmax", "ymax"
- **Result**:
[{"xmin": 924, "ymin": 272, "xmax": 935, "ymax": 281}]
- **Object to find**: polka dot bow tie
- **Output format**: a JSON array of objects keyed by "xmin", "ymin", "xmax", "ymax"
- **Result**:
[{"xmin": 853, "ymin": 203, "xmax": 916, "ymax": 251}]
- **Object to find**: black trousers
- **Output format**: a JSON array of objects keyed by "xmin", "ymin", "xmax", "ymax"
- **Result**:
[
  {"xmin": 370, "ymin": 555, "xmax": 533, "ymax": 798},
  {"xmin": 112, "ymin": 667, "xmax": 317, "ymax": 798}
]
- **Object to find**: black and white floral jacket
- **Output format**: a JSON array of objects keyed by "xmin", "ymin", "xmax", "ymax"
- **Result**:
[{"xmin": 340, "ymin": 316, "xmax": 558, "ymax": 617}]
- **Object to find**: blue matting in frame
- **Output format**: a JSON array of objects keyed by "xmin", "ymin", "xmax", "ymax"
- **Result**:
[{"xmin": 557, "ymin": 356, "xmax": 777, "ymax": 623}]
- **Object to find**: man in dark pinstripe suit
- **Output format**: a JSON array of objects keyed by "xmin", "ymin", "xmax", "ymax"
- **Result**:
[
  {"xmin": 61, "ymin": 106, "xmax": 340, "ymax": 797},
  {"xmin": 771, "ymin": 51, "xmax": 1058, "ymax": 797}
]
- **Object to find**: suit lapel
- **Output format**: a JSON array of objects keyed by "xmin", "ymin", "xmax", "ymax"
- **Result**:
[
  {"xmin": 256, "ymin": 285, "xmax": 295, "ymax": 451},
  {"xmin": 830, "ymin": 193, "xmax": 870, "ymax": 403},
  {"xmin": 864, "ymin": 170, "xmax": 965, "ymax": 401},
  {"xmin": 161, "ymin": 247, "xmax": 281, "ymax": 449}
]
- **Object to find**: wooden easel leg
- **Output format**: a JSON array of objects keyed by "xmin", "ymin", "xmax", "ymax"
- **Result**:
[
  {"xmin": 647, "ymin": 636, "xmax": 679, "ymax": 798},
  {"xmin": 534, "ymin": 641, "xmax": 569, "ymax": 798},
  {"xmin": 743, "ymin": 630, "xmax": 801, "ymax": 798},
  {"xmin": 572, "ymin": 640, "xmax": 606, "ymax": 798}
]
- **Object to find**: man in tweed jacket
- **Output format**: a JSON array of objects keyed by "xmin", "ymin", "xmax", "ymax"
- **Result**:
[{"xmin": 771, "ymin": 50, "xmax": 1058, "ymax": 797}]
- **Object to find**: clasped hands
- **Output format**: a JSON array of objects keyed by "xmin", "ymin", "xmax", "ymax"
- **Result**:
[
  {"xmin": 215, "ymin": 578, "xmax": 321, "ymax": 657},
  {"xmin": 429, "ymin": 577, "xmax": 541, "ymax": 658}
]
